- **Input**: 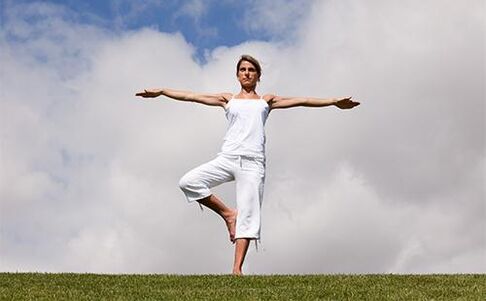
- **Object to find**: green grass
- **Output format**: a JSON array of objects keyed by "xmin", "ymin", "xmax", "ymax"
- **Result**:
[{"xmin": 0, "ymin": 273, "xmax": 484, "ymax": 300}]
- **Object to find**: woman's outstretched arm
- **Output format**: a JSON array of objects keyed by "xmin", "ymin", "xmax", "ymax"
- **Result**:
[
  {"xmin": 136, "ymin": 88, "xmax": 232, "ymax": 108},
  {"xmin": 266, "ymin": 95, "xmax": 360, "ymax": 110}
]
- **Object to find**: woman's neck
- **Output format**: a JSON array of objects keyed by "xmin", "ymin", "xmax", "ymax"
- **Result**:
[{"xmin": 236, "ymin": 87, "xmax": 259, "ymax": 99}]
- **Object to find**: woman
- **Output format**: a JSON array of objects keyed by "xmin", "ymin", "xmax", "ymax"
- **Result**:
[{"xmin": 136, "ymin": 55, "xmax": 360, "ymax": 275}]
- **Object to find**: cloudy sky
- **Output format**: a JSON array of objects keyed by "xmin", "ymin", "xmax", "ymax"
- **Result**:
[{"xmin": 0, "ymin": 0, "xmax": 484, "ymax": 274}]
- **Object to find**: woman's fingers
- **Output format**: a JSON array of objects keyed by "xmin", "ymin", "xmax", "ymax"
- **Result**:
[
  {"xmin": 336, "ymin": 97, "xmax": 360, "ymax": 109},
  {"xmin": 135, "ymin": 89, "xmax": 158, "ymax": 97}
]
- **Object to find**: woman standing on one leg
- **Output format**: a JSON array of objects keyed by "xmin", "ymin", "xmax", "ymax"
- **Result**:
[{"xmin": 136, "ymin": 55, "xmax": 360, "ymax": 275}]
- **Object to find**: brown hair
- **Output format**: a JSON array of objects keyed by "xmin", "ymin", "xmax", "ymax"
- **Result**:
[{"xmin": 236, "ymin": 54, "xmax": 262, "ymax": 81}]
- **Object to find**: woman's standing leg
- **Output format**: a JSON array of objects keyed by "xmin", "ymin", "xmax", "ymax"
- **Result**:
[
  {"xmin": 232, "ymin": 238, "xmax": 250, "ymax": 275},
  {"xmin": 232, "ymin": 156, "xmax": 266, "ymax": 275}
]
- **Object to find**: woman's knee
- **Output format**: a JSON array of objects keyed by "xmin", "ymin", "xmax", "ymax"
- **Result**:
[
  {"xmin": 179, "ymin": 171, "xmax": 207, "ymax": 193},
  {"xmin": 178, "ymin": 173, "xmax": 212, "ymax": 203},
  {"xmin": 178, "ymin": 173, "xmax": 193, "ymax": 191}
]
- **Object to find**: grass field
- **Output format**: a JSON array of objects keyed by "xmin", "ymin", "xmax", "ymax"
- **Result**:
[{"xmin": 0, "ymin": 273, "xmax": 484, "ymax": 300}]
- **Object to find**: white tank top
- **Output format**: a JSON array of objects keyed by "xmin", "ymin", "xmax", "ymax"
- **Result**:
[{"xmin": 218, "ymin": 96, "xmax": 270, "ymax": 159}]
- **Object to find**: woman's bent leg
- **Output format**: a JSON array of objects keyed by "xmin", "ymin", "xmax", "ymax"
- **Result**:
[
  {"xmin": 197, "ymin": 194, "xmax": 237, "ymax": 242},
  {"xmin": 178, "ymin": 156, "xmax": 237, "ymax": 242}
]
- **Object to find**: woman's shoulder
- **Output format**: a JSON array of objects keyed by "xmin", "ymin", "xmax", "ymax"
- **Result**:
[
  {"xmin": 221, "ymin": 93, "xmax": 234, "ymax": 101},
  {"xmin": 262, "ymin": 94, "xmax": 277, "ymax": 103}
]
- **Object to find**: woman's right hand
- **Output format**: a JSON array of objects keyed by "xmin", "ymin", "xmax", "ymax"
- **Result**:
[{"xmin": 135, "ymin": 89, "xmax": 162, "ymax": 98}]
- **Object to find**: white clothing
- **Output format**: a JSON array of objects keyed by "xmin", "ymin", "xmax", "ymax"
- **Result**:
[
  {"xmin": 219, "ymin": 97, "xmax": 270, "ymax": 160},
  {"xmin": 178, "ymin": 154, "xmax": 265, "ymax": 239},
  {"xmin": 179, "ymin": 96, "xmax": 270, "ymax": 240}
]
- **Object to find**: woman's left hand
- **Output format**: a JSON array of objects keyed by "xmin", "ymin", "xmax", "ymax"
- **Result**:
[
  {"xmin": 135, "ymin": 89, "xmax": 163, "ymax": 98},
  {"xmin": 335, "ymin": 97, "xmax": 360, "ymax": 109}
]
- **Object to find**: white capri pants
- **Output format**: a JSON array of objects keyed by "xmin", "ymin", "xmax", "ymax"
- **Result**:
[{"xmin": 178, "ymin": 154, "xmax": 265, "ymax": 240}]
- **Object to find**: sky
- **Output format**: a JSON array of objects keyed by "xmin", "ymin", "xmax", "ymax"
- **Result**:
[{"xmin": 0, "ymin": 0, "xmax": 484, "ymax": 274}]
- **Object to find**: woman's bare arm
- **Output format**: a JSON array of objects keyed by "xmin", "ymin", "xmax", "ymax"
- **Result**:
[
  {"xmin": 136, "ymin": 88, "xmax": 232, "ymax": 108},
  {"xmin": 266, "ymin": 95, "xmax": 360, "ymax": 110}
]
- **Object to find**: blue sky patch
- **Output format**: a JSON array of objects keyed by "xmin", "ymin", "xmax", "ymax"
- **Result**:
[{"xmin": 2, "ymin": 0, "xmax": 279, "ymax": 62}]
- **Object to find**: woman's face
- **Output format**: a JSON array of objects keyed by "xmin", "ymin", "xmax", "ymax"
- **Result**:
[{"xmin": 237, "ymin": 60, "xmax": 259, "ymax": 88}]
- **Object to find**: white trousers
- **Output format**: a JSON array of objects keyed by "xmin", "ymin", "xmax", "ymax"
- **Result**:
[{"xmin": 178, "ymin": 154, "xmax": 265, "ymax": 240}]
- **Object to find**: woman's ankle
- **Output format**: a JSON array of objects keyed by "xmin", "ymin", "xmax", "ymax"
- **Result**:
[{"xmin": 223, "ymin": 208, "xmax": 237, "ymax": 219}]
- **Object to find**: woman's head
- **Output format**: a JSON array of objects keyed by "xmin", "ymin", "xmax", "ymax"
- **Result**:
[{"xmin": 236, "ymin": 55, "xmax": 262, "ymax": 82}]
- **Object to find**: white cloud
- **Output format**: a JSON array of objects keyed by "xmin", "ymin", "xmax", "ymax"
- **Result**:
[
  {"xmin": 108, "ymin": 0, "xmax": 167, "ymax": 30},
  {"xmin": 178, "ymin": 0, "xmax": 207, "ymax": 21},
  {"xmin": 173, "ymin": 0, "xmax": 218, "ymax": 40},
  {"xmin": 0, "ymin": 0, "xmax": 484, "ymax": 274},
  {"xmin": 241, "ymin": 0, "xmax": 313, "ymax": 39}
]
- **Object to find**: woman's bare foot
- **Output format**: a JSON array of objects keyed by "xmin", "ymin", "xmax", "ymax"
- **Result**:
[
  {"xmin": 224, "ymin": 209, "xmax": 237, "ymax": 243},
  {"xmin": 232, "ymin": 269, "xmax": 242, "ymax": 276}
]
